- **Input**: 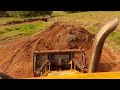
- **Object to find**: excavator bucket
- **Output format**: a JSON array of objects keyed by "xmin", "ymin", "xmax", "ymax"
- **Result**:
[
  {"xmin": 32, "ymin": 17, "xmax": 119, "ymax": 78},
  {"xmin": 33, "ymin": 49, "xmax": 87, "ymax": 77},
  {"xmin": 0, "ymin": 17, "xmax": 119, "ymax": 79}
]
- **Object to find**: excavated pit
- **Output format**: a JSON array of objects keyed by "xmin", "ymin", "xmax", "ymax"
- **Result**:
[{"xmin": 0, "ymin": 22, "xmax": 120, "ymax": 79}]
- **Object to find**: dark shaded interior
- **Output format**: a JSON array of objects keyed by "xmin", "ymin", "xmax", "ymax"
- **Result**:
[{"xmin": 34, "ymin": 52, "xmax": 74, "ymax": 72}]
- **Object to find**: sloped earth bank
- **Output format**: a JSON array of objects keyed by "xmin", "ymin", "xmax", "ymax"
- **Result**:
[
  {"xmin": 0, "ymin": 22, "xmax": 120, "ymax": 79},
  {"xmin": 0, "ymin": 17, "xmax": 52, "ymax": 26}
]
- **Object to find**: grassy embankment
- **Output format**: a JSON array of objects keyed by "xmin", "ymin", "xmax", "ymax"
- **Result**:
[
  {"xmin": 51, "ymin": 11, "xmax": 120, "ymax": 52},
  {"xmin": 0, "ymin": 11, "xmax": 120, "ymax": 52},
  {"xmin": 0, "ymin": 17, "xmax": 53, "ymax": 42}
]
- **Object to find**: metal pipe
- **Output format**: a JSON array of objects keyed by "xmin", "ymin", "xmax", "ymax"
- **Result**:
[{"xmin": 88, "ymin": 17, "xmax": 119, "ymax": 73}]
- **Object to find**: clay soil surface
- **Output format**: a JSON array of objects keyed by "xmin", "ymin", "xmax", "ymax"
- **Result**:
[{"xmin": 0, "ymin": 22, "xmax": 120, "ymax": 79}]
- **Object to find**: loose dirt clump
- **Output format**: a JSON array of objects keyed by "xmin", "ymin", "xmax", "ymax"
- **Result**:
[{"xmin": 0, "ymin": 22, "xmax": 120, "ymax": 78}]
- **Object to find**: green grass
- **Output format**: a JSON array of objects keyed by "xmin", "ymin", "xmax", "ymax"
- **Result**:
[
  {"xmin": 106, "ymin": 31, "xmax": 120, "ymax": 52},
  {"xmin": 0, "ymin": 17, "xmax": 24, "ymax": 25},
  {"xmin": 51, "ymin": 11, "xmax": 120, "ymax": 52},
  {"xmin": 0, "ymin": 16, "xmax": 48, "ymax": 25},
  {"xmin": 0, "ymin": 11, "xmax": 120, "ymax": 52},
  {"xmin": 52, "ymin": 11, "xmax": 120, "ymax": 31},
  {"xmin": 0, "ymin": 21, "xmax": 52, "ymax": 42}
]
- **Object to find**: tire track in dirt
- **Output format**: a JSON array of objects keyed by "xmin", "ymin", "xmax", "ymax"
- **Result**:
[{"xmin": 0, "ymin": 22, "xmax": 120, "ymax": 78}]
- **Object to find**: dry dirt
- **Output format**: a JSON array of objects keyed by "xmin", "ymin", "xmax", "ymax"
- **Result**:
[{"xmin": 0, "ymin": 22, "xmax": 120, "ymax": 79}]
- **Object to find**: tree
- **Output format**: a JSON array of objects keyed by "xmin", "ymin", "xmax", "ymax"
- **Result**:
[
  {"xmin": 14, "ymin": 11, "xmax": 53, "ymax": 18},
  {"xmin": 0, "ymin": 11, "xmax": 53, "ymax": 18},
  {"xmin": 0, "ymin": 11, "xmax": 8, "ymax": 17}
]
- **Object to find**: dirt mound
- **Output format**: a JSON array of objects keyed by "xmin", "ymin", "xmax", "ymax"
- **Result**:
[
  {"xmin": 0, "ymin": 22, "xmax": 120, "ymax": 78},
  {"xmin": 35, "ymin": 22, "xmax": 94, "ymax": 50}
]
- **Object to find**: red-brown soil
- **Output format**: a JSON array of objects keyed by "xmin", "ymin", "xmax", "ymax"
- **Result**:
[{"xmin": 0, "ymin": 22, "xmax": 120, "ymax": 79}]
